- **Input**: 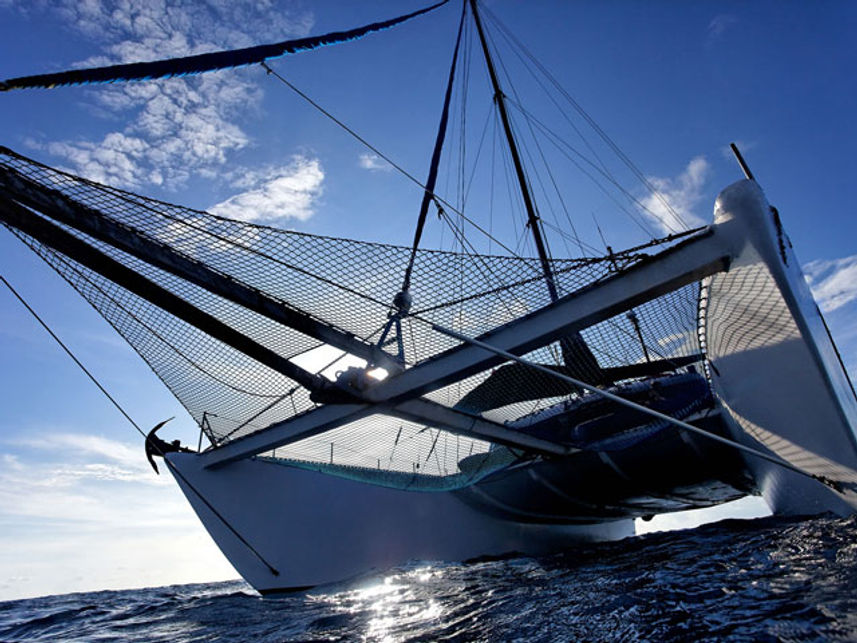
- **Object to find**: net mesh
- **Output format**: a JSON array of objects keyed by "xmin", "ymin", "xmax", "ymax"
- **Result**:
[{"xmin": 0, "ymin": 147, "xmax": 707, "ymax": 478}]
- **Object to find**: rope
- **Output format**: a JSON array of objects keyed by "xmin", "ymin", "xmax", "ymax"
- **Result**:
[
  {"xmin": 0, "ymin": 274, "xmax": 281, "ymax": 577},
  {"xmin": 479, "ymin": 2, "xmax": 690, "ymax": 232},
  {"xmin": 401, "ymin": 1, "xmax": 467, "ymax": 296},
  {"xmin": 259, "ymin": 62, "xmax": 518, "ymax": 257}
]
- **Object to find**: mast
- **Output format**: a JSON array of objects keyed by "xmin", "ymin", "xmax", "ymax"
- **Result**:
[
  {"xmin": 468, "ymin": 0, "xmax": 603, "ymax": 381},
  {"xmin": 468, "ymin": 0, "xmax": 559, "ymax": 301}
]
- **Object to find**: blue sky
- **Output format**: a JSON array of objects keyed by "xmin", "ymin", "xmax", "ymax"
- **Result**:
[{"xmin": 0, "ymin": 0, "xmax": 855, "ymax": 600}]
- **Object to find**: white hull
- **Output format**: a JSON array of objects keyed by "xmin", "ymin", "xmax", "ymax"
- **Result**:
[
  {"xmin": 706, "ymin": 180, "xmax": 857, "ymax": 515},
  {"xmin": 166, "ymin": 452, "xmax": 633, "ymax": 592}
]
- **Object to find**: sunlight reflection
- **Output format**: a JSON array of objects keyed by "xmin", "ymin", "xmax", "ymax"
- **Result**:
[
  {"xmin": 314, "ymin": 565, "xmax": 447, "ymax": 641},
  {"xmin": 366, "ymin": 367, "xmax": 389, "ymax": 381}
]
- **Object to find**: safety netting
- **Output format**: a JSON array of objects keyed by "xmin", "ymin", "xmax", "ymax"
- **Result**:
[{"xmin": 0, "ymin": 147, "xmax": 706, "ymax": 480}]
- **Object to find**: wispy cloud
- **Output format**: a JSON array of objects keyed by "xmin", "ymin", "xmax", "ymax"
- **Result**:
[
  {"xmin": 638, "ymin": 157, "xmax": 709, "ymax": 235},
  {"xmin": 359, "ymin": 153, "xmax": 393, "ymax": 172},
  {"xmin": 9, "ymin": 432, "xmax": 162, "ymax": 487},
  {"xmin": 708, "ymin": 14, "xmax": 738, "ymax": 40},
  {"xmin": 28, "ymin": 0, "xmax": 314, "ymax": 189},
  {"xmin": 0, "ymin": 432, "xmax": 236, "ymax": 600},
  {"xmin": 804, "ymin": 254, "xmax": 857, "ymax": 313},
  {"xmin": 0, "ymin": 433, "xmax": 167, "ymax": 538},
  {"xmin": 210, "ymin": 157, "xmax": 324, "ymax": 223}
]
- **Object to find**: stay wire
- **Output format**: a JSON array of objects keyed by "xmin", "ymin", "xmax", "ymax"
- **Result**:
[
  {"xmin": 485, "ymin": 6, "xmax": 614, "ymax": 183},
  {"xmin": 506, "ymin": 98, "xmax": 667, "ymax": 235},
  {"xmin": 260, "ymin": 61, "xmax": 519, "ymax": 258},
  {"xmin": 0, "ymin": 273, "xmax": 282, "ymax": 577},
  {"xmin": 480, "ymin": 2, "xmax": 688, "ymax": 230},
  {"xmin": 483, "ymin": 18, "xmax": 584, "ymax": 260}
]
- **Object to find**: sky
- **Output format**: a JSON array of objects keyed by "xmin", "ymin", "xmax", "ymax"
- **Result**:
[{"xmin": 0, "ymin": 0, "xmax": 855, "ymax": 600}]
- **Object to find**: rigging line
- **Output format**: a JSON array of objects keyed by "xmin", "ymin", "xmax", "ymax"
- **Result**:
[
  {"xmin": 401, "ymin": 1, "xmax": 467, "ymax": 295},
  {"xmin": 484, "ymin": 6, "xmax": 614, "ymax": 181},
  {"xmin": 489, "ymin": 109, "xmax": 496, "ymax": 255},
  {"xmin": 91, "ymin": 183, "xmax": 395, "ymax": 311},
  {"xmin": 538, "ymin": 220, "xmax": 601, "ymax": 256},
  {"xmin": 40, "ymin": 245, "xmax": 291, "ymax": 400},
  {"xmin": 482, "ymin": 19, "xmax": 580, "ymax": 262},
  {"xmin": 491, "ymin": 110, "xmax": 532, "ymax": 258},
  {"xmin": 259, "ymin": 61, "xmax": 517, "ymax": 257},
  {"xmin": 508, "ymin": 109, "xmax": 581, "ymax": 260},
  {"xmin": 457, "ymin": 18, "xmax": 471, "ymax": 211},
  {"xmin": 488, "ymin": 44, "xmax": 591, "ymax": 259},
  {"xmin": 479, "ymin": 3, "xmax": 687, "ymax": 230},
  {"xmin": 0, "ymin": 273, "xmax": 282, "ymax": 577},
  {"xmin": 506, "ymin": 98, "xmax": 671, "ymax": 235},
  {"xmin": 461, "ymin": 100, "xmax": 494, "ymax": 213},
  {"xmin": 435, "ymin": 207, "xmax": 521, "ymax": 319},
  {"xmin": 434, "ymin": 323, "xmax": 850, "ymax": 494}
]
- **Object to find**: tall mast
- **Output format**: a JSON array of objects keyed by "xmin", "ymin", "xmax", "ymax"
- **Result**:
[
  {"xmin": 469, "ymin": 0, "xmax": 604, "ymax": 382},
  {"xmin": 468, "ymin": 0, "xmax": 559, "ymax": 301}
]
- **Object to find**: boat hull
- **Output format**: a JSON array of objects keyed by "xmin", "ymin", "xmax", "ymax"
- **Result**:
[
  {"xmin": 706, "ymin": 180, "xmax": 857, "ymax": 515},
  {"xmin": 166, "ymin": 452, "xmax": 634, "ymax": 593}
]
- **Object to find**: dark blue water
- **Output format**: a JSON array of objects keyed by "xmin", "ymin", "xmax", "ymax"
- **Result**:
[{"xmin": 2, "ymin": 514, "xmax": 856, "ymax": 642}]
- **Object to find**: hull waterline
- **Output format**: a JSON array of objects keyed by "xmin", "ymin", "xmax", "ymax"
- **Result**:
[{"xmin": 166, "ymin": 452, "xmax": 634, "ymax": 593}]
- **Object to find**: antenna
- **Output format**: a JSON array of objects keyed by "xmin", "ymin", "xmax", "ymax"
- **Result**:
[{"xmin": 729, "ymin": 142, "xmax": 755, "ymax": 181}]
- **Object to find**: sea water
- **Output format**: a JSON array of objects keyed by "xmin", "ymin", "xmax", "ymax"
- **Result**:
[{"xmin": 2, "ymin": 514, "xmax": 856, "ymax": 641}]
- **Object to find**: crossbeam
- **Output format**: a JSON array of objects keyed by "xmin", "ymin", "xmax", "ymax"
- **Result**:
[
  {"xmin": 366, "ymin": 228, "xmax": 730, "ymax": 404},
  {"xmin": 197, "ymin": 226, "xmax": 734, "ymax": 466},
  {"xmin": 199, "ymin": 396, "xmax": 570, "ymax": 468}
]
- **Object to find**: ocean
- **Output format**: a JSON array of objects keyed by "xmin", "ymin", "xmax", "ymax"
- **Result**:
[{"xmin": 2, "ymin": 514, "xmax": 856, "ymax": 642}]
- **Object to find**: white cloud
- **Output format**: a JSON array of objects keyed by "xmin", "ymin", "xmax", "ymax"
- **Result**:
[
  {"xmin": 34, "ymin": 0, "xmax": 314, "ymax": 189},
  {"xmin": 46, "ymin": 132, "xmax": 150, "ymax": 187},
  {"xmin": 708, "ymin": 14, "xmax": 738, "ymax": 40},
  {"xmin": 7, "ymin": 432, "xmax": 163, "ymax": 491},
  {"xmin": 359, "ymin": 153, "xmax": 393, "ymax": 172},
  {"xmin": 639, "ymin": 156, "xmax": 709, "ymax": 235},
  {"xmin": 804, "ymin": 254, "xmax": 857, "ymax": 313},
  {"xmin": 0, "ymin": 431, "xmax": 237, "ymax": 599},
  {"xmin": 210, "ymin": 157, "xmax": 324, "ymax": 223}
]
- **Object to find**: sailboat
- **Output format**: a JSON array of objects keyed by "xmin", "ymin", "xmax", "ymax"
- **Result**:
[{"xmin": 1, "ymin": 0, "xmax": 856, "ymax": 594}]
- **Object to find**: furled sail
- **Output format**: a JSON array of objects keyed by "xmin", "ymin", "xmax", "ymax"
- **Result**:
[{"xmin": 0, "ymin": 1, "xmax": 448, "ymax": 91}]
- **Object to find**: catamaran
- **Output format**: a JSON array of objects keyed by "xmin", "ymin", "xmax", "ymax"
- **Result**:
[{"xmin": 1, "ymin": 0, "xmax": 856, "ymax": 594}]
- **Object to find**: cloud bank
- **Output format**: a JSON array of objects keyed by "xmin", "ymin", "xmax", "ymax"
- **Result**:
[
  {"xmin": 35, "ymin": 0, "xmax": 313, "ymax": 189},
  {"xmin": 638, "ymin": 157, "xmax": 709, "ymax": 235},
  {"xmin": 804, "ymin": 254, "xmax": 857, "ymax": 313},
  {"xmin": 210, "ymin": 157, "xmax": 325, "ymax": 223}
]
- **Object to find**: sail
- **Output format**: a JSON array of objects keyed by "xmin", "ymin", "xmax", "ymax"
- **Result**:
[
  {"xmin": 0, "ymin": 147, "xmax": 706, "ymax": 476},
  {"xmin": 0, "ymin": 1, "xmax": 449, "ymax": 91}
]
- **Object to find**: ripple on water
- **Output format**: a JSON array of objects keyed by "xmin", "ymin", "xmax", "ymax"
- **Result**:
[{"xmin": 1, "ymin": 514, "xmax": 856, "ymax": 642}]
